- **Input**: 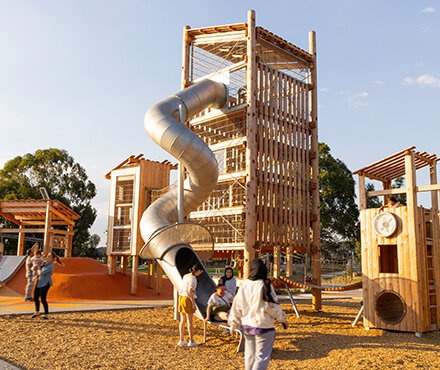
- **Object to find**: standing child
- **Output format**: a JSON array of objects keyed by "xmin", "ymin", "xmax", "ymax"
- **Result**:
[
  {"xmin": 228, "ymin": 259, "xmax": 288, "ymax": 370},
  {"xmin": 177, "ymin": 262, "xmax": 204, "ymax": 347},
  {"xmin": 24, "ymin": 248, "xmax": 36, "ymax": 301}
]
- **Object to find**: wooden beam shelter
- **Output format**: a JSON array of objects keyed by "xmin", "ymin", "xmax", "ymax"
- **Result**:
[{"xmin": 0, "ymin": 199, "xmax": 79, "ymax": 256}]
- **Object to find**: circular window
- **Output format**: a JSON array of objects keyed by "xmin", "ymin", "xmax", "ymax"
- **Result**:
[
  {"xmin": 373, "ymin": 212, "xmax": 398, "ymax": 237},
  {"xmin": 375, "ymin": 291, "xmax": 406, "ymax": 324}
]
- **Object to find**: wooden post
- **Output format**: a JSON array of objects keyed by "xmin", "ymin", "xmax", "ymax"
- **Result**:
[
  {"xmin": 430, "ymin": 161, "xmax": 440, "ymax": 328},
  {"xmin": 244, "ymin": 9, "xmax": 257, "ymax": 278},
  {"xmin": 66, "ymin": 225, "xmax": 73, "ymax": 257},
  {"xmin": 181, "ymin": 25, "xmax": 191, "ymax": 89},
  {"xmin": 43, "ymin": 200, "xmax": 52, "ymax": 256},
  {"xmin": 121, "ymin": 255, "xmax": 128, "ymax": 274},
  {"xmin": 273, "ymin": 245, "xmax": 280, "ymax": 278},
  {"xmin": 147, "ymin": 260, "xmax": 154, "ymax": 289},
  {"xmin": 286, "ymin": 246, "xmax": 293, "ymax": 277},
  {"xmin": 430, "ymin": 161, "xmax": 439, "ymax": 211},
  {"xmin": 404, "ymin": 150, "xmax": 424, "ymax": 333},
  {"xmin": 131, "ymin": 255, "xmax": 138, "ymax": 295},
  {"xmin": 156, "ymin": 262, "xmax": 163, "ymax": 295},
  {"xmin": 108, "ymin": 255, "xmax": 117, "ymax": 276},
  {"xmin": 17, "ymin": 226, "xmax": 25, "ymax": 255},
  {"xmin": 308, "ymin": 30, "xmax": 322, "ymax": 310}
]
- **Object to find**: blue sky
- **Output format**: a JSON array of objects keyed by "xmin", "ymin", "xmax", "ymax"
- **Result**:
[{"xmin": 1, "ymin": 1, "xmax": 439, "ymax": 243}]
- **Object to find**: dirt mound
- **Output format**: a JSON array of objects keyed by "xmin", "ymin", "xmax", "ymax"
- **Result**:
[{"xmin": 5, "ymin": 257, "xmax": 172, "ymax": 302}]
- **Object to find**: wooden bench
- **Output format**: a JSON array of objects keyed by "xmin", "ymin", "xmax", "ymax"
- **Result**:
[{"xmin": 202, "ymin": 320, "xmax": 244, "ymax": 353}]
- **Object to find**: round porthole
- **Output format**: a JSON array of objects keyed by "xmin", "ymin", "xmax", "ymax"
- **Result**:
[
  {"xmin": 375, "ymin": 291, "xmax": 406, "ymax": 325},
  {"xmin": 373, "ymin": 212, "xmax": 398, "ymax": 237}
]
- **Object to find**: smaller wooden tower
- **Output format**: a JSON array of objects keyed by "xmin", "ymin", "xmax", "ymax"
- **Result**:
[
  {"xmin": 354, "ymin": 147, "xmax": 440, "ymax": 335},
  {"xmin": 105, "ymin": 154, "xmax": 177, "ymax": 294}
]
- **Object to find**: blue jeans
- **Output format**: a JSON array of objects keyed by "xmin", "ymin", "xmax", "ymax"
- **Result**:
[{"xmin": 244, "ymin": 329, "xmax": 276, "ymax": 370}]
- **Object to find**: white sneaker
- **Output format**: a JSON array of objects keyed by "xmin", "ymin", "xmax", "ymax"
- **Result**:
[
  {"xmin": 178, "ymin": 340, "xmax": 187, "ymax": 347},
  {"xmin": 187, "ymin": 340, "xmax": 199, "ymax": 347}
]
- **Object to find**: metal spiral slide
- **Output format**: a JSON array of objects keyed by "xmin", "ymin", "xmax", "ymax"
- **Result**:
[{"xmin": 139, "ymin": 79, "xmax": 227, "ymax": 317}]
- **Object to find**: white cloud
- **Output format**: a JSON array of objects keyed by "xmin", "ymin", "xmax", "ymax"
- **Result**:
[
  {"xmin": 347, "ymin": 100, "xmax": 370, "ymax": 108},
  {"xmin": 416, "ymin": 74, "xmax": 440, "ymax": 87},
  {"xmin": 404, "ymin": 74, "xmax": 440, "ymax": 87},
  {"xmin": 422, "ymin": 7, "xmax": 435, "ymax": 13},
  {"xmin": 402, "ymin": 76, "xmax": 415, "ymax": 85},
  {"xmin": 354, "ymin": 91, "xmax": 369, "ymax": 97},
  {"xmin": 371, "ymin": 80, "xmax": 384, "ymax": 86},
  {"xmin": 319, "ymin": 87, "xmax": 331, "ymax": 92}
]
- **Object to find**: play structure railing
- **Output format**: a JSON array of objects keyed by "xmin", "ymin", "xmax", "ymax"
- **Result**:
[{"xmin": 276, "ymin": 276, "xmax": 363, "ymax": 292}]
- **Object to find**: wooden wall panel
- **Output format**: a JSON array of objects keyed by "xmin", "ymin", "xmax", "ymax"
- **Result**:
[
  {"xmin": 362, "ymin": 206, "xmax": 438, "ymax": 332},
  {"xmin": 253, "ymin": 63, "xmax": 312, "ymax": 252}
]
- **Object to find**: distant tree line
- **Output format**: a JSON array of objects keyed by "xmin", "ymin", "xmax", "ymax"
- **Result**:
[{"xmin": 1, "ymin": 145, "xmax": 401, "ymax": 262}]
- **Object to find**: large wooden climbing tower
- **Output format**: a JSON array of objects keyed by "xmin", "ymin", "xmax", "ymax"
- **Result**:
[{"xmin": 181, "ymin": 10, "xmax": 321, "ymax": 308}]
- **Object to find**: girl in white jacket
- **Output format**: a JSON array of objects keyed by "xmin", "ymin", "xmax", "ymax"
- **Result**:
[{"xmin": 228, "ymin": 259, "xmax": 288, "ymax": 370}]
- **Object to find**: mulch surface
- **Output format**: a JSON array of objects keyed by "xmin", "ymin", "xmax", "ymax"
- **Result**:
[
  {"xmin": 1, "ymin": 258, "xmax": 439, "ymax": 369},
  {"xmin": 1, "ymin": 300, "xmax": 439, "ymax": 370}
]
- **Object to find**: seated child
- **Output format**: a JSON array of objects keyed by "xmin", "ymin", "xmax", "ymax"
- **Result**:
[{"xmin": 204, "ymin": 283, "xmax": 234, "ymax": 322}]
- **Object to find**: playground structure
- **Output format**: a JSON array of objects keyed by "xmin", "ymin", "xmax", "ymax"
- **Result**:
[
  {"xmin": 354, "ymin": 147, "xmax": 440, "ymax": 335},
  {"xmin": 105, "ymin": 155, "xmax": 177, "ymax": 294},
  {"xmin": 0, "ymin": 199, "xmax": 79, "ymax": 257},
  {"xmin": 134, "ymin": 8, "xmax": 322, "ymax": 316}
]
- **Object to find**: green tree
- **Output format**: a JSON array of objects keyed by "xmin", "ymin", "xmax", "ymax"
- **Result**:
[
  {"xmin": 392, "ymin": 177, "xmax": 406, "ymax": 205},
  {"xmin": 318, "ymin": 143, "xmax": 359, "ymax": 259},
  {"xmin": 366, "ymin": 182, "xmax": 381, "ymax": 208},
  {"xmin": 73, "ymin": 233, "xmax": 100, "ymax": 258},
  {"xmin": 0, "ymin": 148, "xmax": 97, "ymax": 254},
  {"xmin": 365, "ymin": 177, "xmax": 406, "ymax": 209}
]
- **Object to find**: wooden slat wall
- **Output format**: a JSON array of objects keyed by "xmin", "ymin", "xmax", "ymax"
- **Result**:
[
  {"xmin": 362, "ymin": 206, "xmax": 437, "ymax": 332},
  {"xmin": 255, "ymin": 62, "xmax": 311, "ymax": 253}
]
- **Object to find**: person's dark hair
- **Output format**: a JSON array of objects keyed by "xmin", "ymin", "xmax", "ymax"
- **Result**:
[
  {"xmin": 26, "ymin": 249, "xmax": 33, "ymax": 256},
  {"xmin": 190, "ymin": 262, "xmax": 203, "ymax": 274},
  {"xmin": 50, "ymin": 252, "xmax": 63, "ymax": 266},
  {"xmin": 248, "ymin": 259, "xmax": 276, "ymax": 303},
  {"xmin": 390, "ymin": 196, "xmax": 397, "ymax": 203}
]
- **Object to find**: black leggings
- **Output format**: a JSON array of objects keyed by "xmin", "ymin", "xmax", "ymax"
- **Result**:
[{"xmin": 34, "ymin": 283, "xmax": 51, "ymax": 314}]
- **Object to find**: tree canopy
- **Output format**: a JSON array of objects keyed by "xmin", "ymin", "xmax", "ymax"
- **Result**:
[
  {"xmin": 366, "ymin": 177, "xmax": 406, "ymax": 209},
  {"xmin": 318, "ymin": 142, "xmax": 360, "ymax": 259},
  {"xmin": 0, "ymin": 148, "xmax": 97, "ymax": 253}
]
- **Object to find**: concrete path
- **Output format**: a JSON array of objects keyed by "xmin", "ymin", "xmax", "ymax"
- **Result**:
[
  {"xmin": 0, "ymin": 359, "xmax": 22, "ymax": 370},
  {"xmin": 0, "ymin": 297, "xmax": 173, "ymax": 316}
]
